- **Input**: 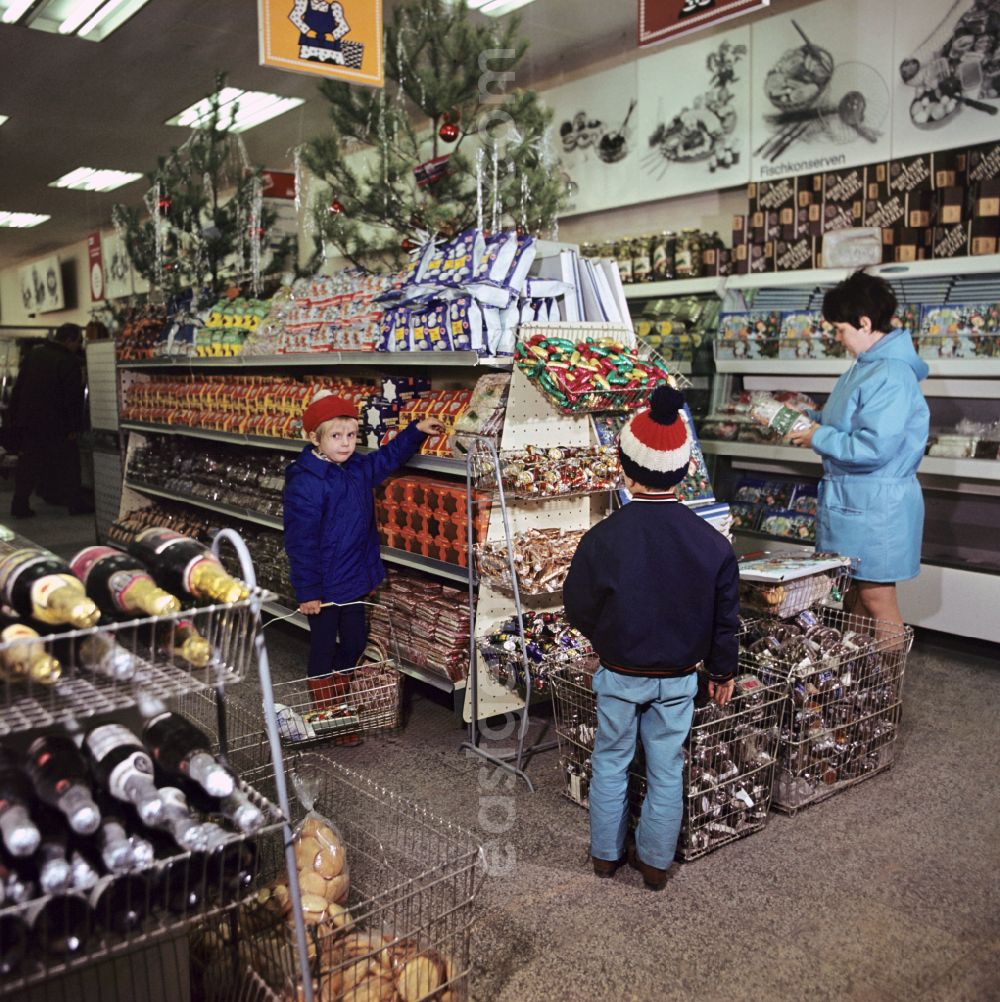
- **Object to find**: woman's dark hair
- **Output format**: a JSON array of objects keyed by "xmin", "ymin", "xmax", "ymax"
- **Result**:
[{"xmin": 822, "ymin": 271, "xmax": 897, "ymax": 333}]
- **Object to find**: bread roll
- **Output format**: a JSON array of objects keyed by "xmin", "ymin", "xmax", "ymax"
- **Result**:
[
  {"xmin": 299, "ymin": 870, "xmax": 331, "ymax": 899},
  {"xmin": 395, "ymin": 956, "xmax": 443, "ymax": 1002},
  {"xmin": 325, "ymin": 870, "xmax": 350, "ymax": 904},
  {"xmin": 300, "ymin": 893, "xmax": 329, "ymax": 925}
]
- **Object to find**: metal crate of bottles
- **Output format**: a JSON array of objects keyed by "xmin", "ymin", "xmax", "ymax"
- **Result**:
[
  {"xmin": 741, "ymin": 609, "xmax": 913, "ymax": 815},
  {"xmin": 0, "ymin": 593, "xmax": 266, "ymax": 738},
  {"xmin": 550, "ymin": 663, "xmax": 787, "ymax": 860},
  {"xmin": 192, "ymin": 751, "xmax": 485, "ymax": 1002}
]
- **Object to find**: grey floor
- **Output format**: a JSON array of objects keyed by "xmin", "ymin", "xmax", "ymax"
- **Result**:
[{"xmin": 8, "ymin": 495, "xmax": 1000, "ymax": 1002}]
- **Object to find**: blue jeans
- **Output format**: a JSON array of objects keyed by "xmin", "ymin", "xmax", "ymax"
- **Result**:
[{"xmin": 589, "ymin": 668, "xmax": 697, "ymax": 870}]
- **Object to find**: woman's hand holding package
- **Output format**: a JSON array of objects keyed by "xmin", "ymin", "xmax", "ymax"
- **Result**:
[{"xmin": 788, "ymin": 421, "xmax": 819, "ymax": 448}]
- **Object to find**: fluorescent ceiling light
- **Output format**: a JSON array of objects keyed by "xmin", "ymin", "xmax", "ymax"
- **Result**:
[
  {"xmin": 0, "ymin": 212, "xmax": 50, "ymax": 228},
  {"xmin": 1, "ymin": 0, "xmax": 35, "ymax": 24},
  {"xmin": 469, "ymin": 0, "xmax": 536, "ymax": 13},
  {"xmin": 166, "ymin": 88, "xmax": 304, "ymax": 134},
  {"xmin": 0, "ymin": 116, "xmax": 8, "ymax": 127},
  {"xmin": 50, "ymin": 167, "xmax": 143, "ymax": 192},
  {"xmin": 2, "ymin": 0, "xmax": 152, "ymax": 40},
  {"xmin": 59, "ymin": 0, "xmax": 106, "ymax": 34}
]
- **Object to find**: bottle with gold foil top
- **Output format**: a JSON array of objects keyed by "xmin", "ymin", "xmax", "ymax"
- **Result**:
[
  {"xmin": 157, "ymin": 620, "xmax": 212, "ymax": 668},
  {"xmin": 128, "ymin": 528, "xmax": 248, "ymax": 605},
  {"xmin": 0, "ymin": 549, "xmax": 100, "ymax": 629},
  {"xmin": 69, "ymin": 546, "xmax": 180, "ymax": 619},
  {"xmin": 0, "ymin": 612, "xmax": 61, "ymax": 685}
]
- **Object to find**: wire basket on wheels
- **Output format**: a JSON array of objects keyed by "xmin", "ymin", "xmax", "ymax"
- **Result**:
[
  {"xmin": 549, "ymin": 663, "xmax": 787, "ymax": 860},
  {"xmin": 741, "ymin": 608, "xmax": 913, "ymax": 814},
  {"xmin": 214, "ymin": 635, "xmax": 404, "ymax": 777},
  {"xmin": 202, "ymin": 751, "xmax": 485, "ymax": 1002}
]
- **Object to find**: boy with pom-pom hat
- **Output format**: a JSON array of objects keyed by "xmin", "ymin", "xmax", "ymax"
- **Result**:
[
  {"xmin": 563, "ymin": 385, "xmax": 739, "ymax": 890},
  {"xmin": 283, "ymin": 389, "xmax": 446, "ymax": 723}
]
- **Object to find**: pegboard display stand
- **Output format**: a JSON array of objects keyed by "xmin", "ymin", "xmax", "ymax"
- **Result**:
[{"xmin": 460, "ymin": 323, "xmax": 636, "ymax": 791}]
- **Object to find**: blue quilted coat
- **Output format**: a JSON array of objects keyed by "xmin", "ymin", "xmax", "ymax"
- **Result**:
[
  {"xmin": 283, "ymin": 423, "xmax": 425, "ymax": 603},
  {"xmin": 807, "ymin": 329, "xmax": 929, "ymax": 582}
]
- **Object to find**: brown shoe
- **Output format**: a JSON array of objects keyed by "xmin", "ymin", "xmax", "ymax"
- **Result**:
[
  {"xmin": 627, "ymin": 843, "xmax": 667, "ymax": 891},
  {"xmin": 591, "ymin": 855, "xmax": 624, "ymax": 879}
]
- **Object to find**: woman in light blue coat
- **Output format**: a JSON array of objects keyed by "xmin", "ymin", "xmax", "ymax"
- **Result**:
[{"xmin": 789, "ymin": 272, "xmax": 929, "ymax": 630}]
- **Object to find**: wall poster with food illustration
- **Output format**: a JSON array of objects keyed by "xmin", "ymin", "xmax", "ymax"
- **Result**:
[
  {"xmin": 544, "ymin": 62, "xmax": 640, "ymax": 216},
  {"xmin": 891, "ymin": 0, "xmax": 1000, "ymax": 157},
  {"xmin": 748, "ymin": 0, "xmax": 894, "ymax": 181},
  {"xmin": 637, "ymin": 27, "xmax": 752, "ymax": 198}
]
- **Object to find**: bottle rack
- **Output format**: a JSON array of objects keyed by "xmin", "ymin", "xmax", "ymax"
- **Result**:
[{"xmin": 0, "ymin": 529, "xmax": 315, "ymax": 1002}]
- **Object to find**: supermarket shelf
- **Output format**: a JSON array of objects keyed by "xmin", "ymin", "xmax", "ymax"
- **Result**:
[
  {"xmin": 715, "ymin": 358, "xmax": 1000, "ymax": 377},
  {"xmin": 121, "ymin": 421, "xmax": 467, "ymax": 474},
  {"xmin": 117, "ymin": 351, "xmax": 513, "ymax": 370},
  {"xmin": 259, "ymin": 600, "xmax": 466, "ymax": 692},
  {"xmin": 125, "ymin": 481, "xmax": 474, "ymax": 580},
  {"xmin": 727, "ymin": 256, "xmax": 1000, "ymax": 291},
  {"xmin": 701, "ymin": 440, "xmax": 1000, "ymax": 480},
  {"xmin": 623, "ymin": 277, "xmax": 726, "ymax": 299}
]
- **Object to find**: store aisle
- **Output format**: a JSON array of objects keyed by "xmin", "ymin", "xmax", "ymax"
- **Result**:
[
  {"xmin": 5, "ymin": 494, "xmax": 996, "ymax": 1001},
  {"xmin": 261, "ymin": 622, "xmax": 1000, "ymax": 1002}
]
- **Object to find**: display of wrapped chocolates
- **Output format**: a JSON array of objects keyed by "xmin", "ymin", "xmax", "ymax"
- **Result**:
[
  {"xmin": 369, "ymin": 569, "xmax": 470, "ymax": 683},
  {"xmin": 128, "ymin": 438, "xmax": 289, "ymax": 518},
  {"xmin": 516, "ymin": 334, "xmax": 676, "ymax": 413},
  {"xmin": 471, "ymin": 444, "xmax": 621, "ymax": 500},
  {"xmin": 632, "ymin": 294, "xmax": 720, "ymax": 362},
  {"xmin": 477, "ymin": 611, "xmax": 592, "ymax": 693},
  {"xmin": 740, "ymin": 610, "xmax": 910, "ymax": 813},
  {"xmin": 475, "ymin": 527, "xmax": 586, "ymax": 596}
]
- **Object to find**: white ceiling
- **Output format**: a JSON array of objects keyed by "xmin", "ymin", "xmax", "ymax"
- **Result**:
[{"xmin": 0, "ymin": 0, "xmax": 636, "ymax": 271}]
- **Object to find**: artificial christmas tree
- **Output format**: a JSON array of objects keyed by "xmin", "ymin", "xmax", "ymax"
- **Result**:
[{"xmin": 303, "ymin": 0, "xmax": 566, "ymax": 271}]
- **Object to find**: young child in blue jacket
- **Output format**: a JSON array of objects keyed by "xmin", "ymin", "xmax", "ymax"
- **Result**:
[
  {"xmin": 563, "ymin": 386, "xmax": 739, "ymax": 891},
  {"xmin": 283, "ymin": 390, "xmax": 445, "ymax": 706}
]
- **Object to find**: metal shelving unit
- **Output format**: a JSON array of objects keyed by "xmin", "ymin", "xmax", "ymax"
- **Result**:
[
  {"xmin": 123, "ymin": 479, "xmax": 471, "ymax": 583},
  {"xmin": 622, "ymin": 276, "xmax": 726, "ymax": 299},
  {"xmin": 117, "ymin": 351, "xmax": 513, "ymax": 370},
  {"xmin": 120, "ymin": 421, "xmax": 466, "ymax": 474}
]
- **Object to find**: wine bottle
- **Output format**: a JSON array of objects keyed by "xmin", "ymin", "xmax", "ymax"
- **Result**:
[
  {"xmin": 75, "ymin": 632, "xmax": 139, "ymax": 682},
  {"xmin": 147, "ymin": 786, "xmax": 212, "ymax": 853},
  {"xmin": 0, "ymin": 747, "xmax": 42, "ymax": 857},
  {"xmin": 0, "ymin": 845, "xmax": 35, "ymax": 904},
  {"xmin": 143, "ymin": 712, "xmax": 234, "ymax": 799},
  {"xmin": 203, "ymin": 825, "xmax": 256, "ymax": 905},
  {"xmin": 0, "ymin": 910, "xmax": 28, "ymax": 976},
  {"xmin": 156, "ymin": 619, "xmax": 211, "ymax": 669},
  {"xmin": 127, "ymin": 528, "xmax": 248, "ymax": 605},
  {"xmin": 35, "ymin": 824, "xmax": 73, "ymax": 894},
  {"xmin": 24, "ymin": 735, "xmax": 101, "ymax": 836},
  {"xmin": 0, "ymin": 612, "xmax": 61, "ymax": 685},
  {"xmin": 82, "ymin": 723, "xmax": 165, "ymax": 827},
  {"xmin": 90, "ymin": 872, "xmax": 149, "ymax": 935},
  {"xmin": 28, "ymin": 891, "xmax": 91, "ymax": 956},
  {"xmin": 70, "ymin": 545, "xmax": 181, "ymax": 619},
  {"xmin": 146, "ymin": 827, "xmax": 206, "ymax": 916},
  {"xmin": 0, "ymin": 548, "xmax": 100, "ymax": 629},
  {"xmin": 182, "ymin": 777, "xmax": 266, "ymax": 836}
]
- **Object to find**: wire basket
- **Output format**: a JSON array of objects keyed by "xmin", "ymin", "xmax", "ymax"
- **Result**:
[
  {"xmin": 220, "ymin": 751, "xmax": 485, "ymax": 1002},
  {"xmin": 468, "ymin": 440, "xmax": 622, "ymax": 502},
  {"xmin": 174, "ymin": 657, "xmax": 402, "ymax": 780},
  {"xmin": 549, "ymin": 664, "xmax": 787, "ymax": 860},
  {"xmin": 740, "ymin": 608, "xmax": 913, "ymax": 815},
  {"xmin": 738, "ymin": 553, "xmax": 853, "ymax": 619},
  {"xmin": 474, "ymin": 527, "xmax": 585, "ymax": 597},
  {"xmin": 0, "ymin": 591, "xmax": 271, "ymax": 739}
]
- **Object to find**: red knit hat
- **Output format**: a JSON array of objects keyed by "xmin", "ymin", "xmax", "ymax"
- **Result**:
[
  {"xmin": 618, "ymin": 385, "xmax": 692, "ymax": 489},
  {"xmin": 303, "ymin": 390, "xmax": 358, "ymax": 434}
]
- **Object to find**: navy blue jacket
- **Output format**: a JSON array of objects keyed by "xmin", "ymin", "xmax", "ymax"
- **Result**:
[
  {"xmin": 563, "ymin": 495, "xmax": 739, "ymax": 682},
  {"xmin": 282, "ymin": 422, "xmax": 426, "ymax": 603}
]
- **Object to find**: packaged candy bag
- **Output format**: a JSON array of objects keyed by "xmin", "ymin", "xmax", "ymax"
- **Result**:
[
  {"xmin": 748, "ymin": 392, "xmax": 811, "ymax": 439},
  {"xmin": 477, "ymin": 231, "xmax": 518, "ymax": 283}
]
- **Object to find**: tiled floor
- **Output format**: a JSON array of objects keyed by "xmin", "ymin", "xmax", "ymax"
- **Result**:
[{"xmin": 7, "ymin": 489, "xmax": 999, "ymax": 1002}]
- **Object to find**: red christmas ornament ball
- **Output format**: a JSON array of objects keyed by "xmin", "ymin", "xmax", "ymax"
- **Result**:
[
  {"xmin": 438, "ymin": 122, "xmax": 459, "ymax": 143},
  {"xmin": 157, "ymin": 197, "xmax": 172, "ymax": 216},
  {"xmin": 401, "ymin": 237, "xmax": 416, "ymax": 252},
  {"xmin": 329, "ymin": 199, "xmax": 344, "ymax": 214}
]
